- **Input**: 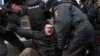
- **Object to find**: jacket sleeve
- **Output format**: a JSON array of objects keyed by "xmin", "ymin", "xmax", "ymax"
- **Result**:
[
  {"xmin": 54, "ymin": 4, "xmax": 72, "ymax": 48},
  {"xmin": 14, "ymin": 27, "xmax": 49, "ymax": 40},
  {"xmin": 14, "ymin": 27, "xmax": 35, "ymax": 38}
]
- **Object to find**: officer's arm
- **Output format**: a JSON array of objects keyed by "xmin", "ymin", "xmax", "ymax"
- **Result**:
[{"xmin": 54, "ymin": 4, "xmax": 72, "ymax": 49}]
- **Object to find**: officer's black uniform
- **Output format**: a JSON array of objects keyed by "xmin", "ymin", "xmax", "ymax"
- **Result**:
[
  {"xmin": 25, "ymin": 0, "xmax": 50, "ymax": 31},
  {"xmin": 1, "ymin": 1, "xmax": 25, "ymax": 51},
  {"xmin": 52, "ymin": 0, "xmax": 94, "ymax": 56}
]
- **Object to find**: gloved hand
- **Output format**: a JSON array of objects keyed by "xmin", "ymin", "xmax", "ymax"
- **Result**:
[{"xmin": 6, "ymin": 24, "xmax": 17, "ymax": 31}]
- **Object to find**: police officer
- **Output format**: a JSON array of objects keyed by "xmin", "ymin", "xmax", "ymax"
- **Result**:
[
  {"xmin": 2, "ymin": 0, "xmax": 25, "ymax": 51},
  {"xmin": 25, "ymin": 0, "xmax": 51, "ymax": 31},
  {"xmin": 49, "ymin": 0, "xmax": 94, "ymax": 56}
]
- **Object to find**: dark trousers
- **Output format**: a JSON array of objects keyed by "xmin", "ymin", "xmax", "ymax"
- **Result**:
[
  {"xmin": 4, "ymin": 32, "xmax": 25, "ymax": 51},
  {"xmin": 94, "ymin": 35, "xmax": 100, "ymax": 56},
  {"xmin": 62, "ymin": 41, "xmax": 94, "ymax": 56}
]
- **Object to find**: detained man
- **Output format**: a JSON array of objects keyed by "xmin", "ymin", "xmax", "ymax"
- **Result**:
[{"xmin": 7, "ymin": 24, "xmax": 61, "ymax": 56}]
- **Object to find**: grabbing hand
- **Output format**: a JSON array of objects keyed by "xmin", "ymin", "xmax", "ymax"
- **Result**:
[{"xmin": 6, "ymin": 24, "xmax": 17, "ymax": 31}]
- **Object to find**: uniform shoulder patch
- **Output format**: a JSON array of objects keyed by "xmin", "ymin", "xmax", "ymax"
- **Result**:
[{"xmin": 54, "ymin": 10, "xmax": 59, "ymax": 18}]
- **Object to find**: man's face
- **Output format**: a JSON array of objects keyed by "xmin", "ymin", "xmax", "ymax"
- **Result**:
[
  {"xmin": 44, "ymin": 24, "xmax": 54, "ymax": 36},
  {"xmin": 11, "ymin": 4, "xmax": 22, "ymax": 13}
]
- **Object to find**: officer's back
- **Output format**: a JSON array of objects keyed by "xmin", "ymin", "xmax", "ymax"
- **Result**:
[{"xmin": 26, "ymin": 0, "xmax": 50, "ymax": 31}]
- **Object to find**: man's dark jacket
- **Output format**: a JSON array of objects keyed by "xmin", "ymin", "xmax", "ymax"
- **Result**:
[{"xmin": 12, "ymin": 27, "xmax": 59, "ymax": 56}]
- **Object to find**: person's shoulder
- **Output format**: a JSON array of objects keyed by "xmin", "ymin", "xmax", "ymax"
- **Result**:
[
  {"xmin": 55, "ymin": 1, "xmax": 72, "ymax": 9},
  {"xmin": 58, "ymin": 1, "xmax": 72, "ymax": 6}
]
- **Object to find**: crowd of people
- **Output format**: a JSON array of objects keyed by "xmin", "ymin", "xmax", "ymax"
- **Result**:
[{"xmin": 0, "ymin": 0, "xmax": 100, "ymax": 56}]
